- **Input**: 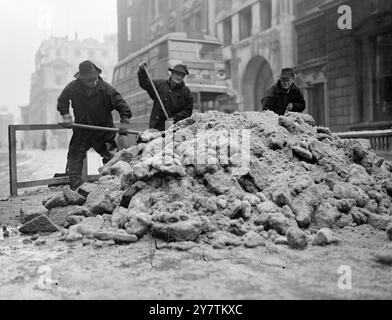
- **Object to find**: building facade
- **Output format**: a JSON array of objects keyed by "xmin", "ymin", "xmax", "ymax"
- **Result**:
[
  {"xmin": 215, "ymin": 0, "xmax": 296, "ymax": 111},
  {"xmin": 117, "ymin": 0, "xmax": 391, "ymax": 135},
  {"xmin": 294, "ymin": 0, "xmax": 392, "ymax": 132},
  {"xmin": 117, "ymin": 0, "xmax": 217, "ymax": 61},
  {"xmin": 118, "ymin": 0, "xmax": 296, "ymax": 112},
  {"xmin": 0, "ymin": 106, "xmax": 14, "ymax": 149},
  {"xmin": 23, "ymin": 34, "xmax": 117, "ymax": 149}
]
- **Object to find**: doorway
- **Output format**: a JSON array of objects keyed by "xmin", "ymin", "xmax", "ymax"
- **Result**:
[
  {"xmin": 242, "ymin": 56, "xmax": 274, "ymax": 111},
  {"xmin": 309, "ymin": 83, "xmax": 326, "ymax": 126}
]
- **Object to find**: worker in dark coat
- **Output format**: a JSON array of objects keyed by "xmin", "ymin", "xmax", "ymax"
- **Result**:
[
  {"xmin": 57, "ymin": 60, "xmax": 132, "ymax": 190},
  {"xmin": 138, "ymin": 62, "xmax": 193, "ymax": 131},
  {"xmin": 261, "ymin": 68, "xmax": 306, "ymax": 115}
]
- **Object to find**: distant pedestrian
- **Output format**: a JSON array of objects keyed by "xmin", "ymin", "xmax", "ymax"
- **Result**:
[
  {"xmin": 138, "ymin": 62, "xmax": 193, "ymax": 131},
  {"xmin": 57, "ymin": 60, "xmax": 132, "ymax": 190},
  {"xmin": 261, "ymin": 68, "xmax": 305, "ymax": 116},
  {"xmin": 40, "ymin": 132, "xmax": 47, "ymax": 151}
]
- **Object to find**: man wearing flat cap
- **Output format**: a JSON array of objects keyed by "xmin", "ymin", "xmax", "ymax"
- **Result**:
[
  {"xmin": 57, "ymin": 60, "xmax": 132, "ymax": 190},
  {"xmin": 261, "ymin": 68, "xmax": 306, "ymax": 116},
  {"xmin": 138, "ymin": 62, "xmax": 193, "ymax": 131}
]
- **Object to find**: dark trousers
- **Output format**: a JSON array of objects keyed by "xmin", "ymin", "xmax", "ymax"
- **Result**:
[{"xmin": 66, "ymin": 129, "xmax": 117, "ymax": 190}]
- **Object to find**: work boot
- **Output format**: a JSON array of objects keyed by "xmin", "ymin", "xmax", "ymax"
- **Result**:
[{"xmin": 69, "ymin": 175, "xmax": 82, "ymax": 191}]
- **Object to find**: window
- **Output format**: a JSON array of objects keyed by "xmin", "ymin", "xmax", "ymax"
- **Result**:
[
  {"xmin": 372, "ymin": 32, "xmax": 392, "ymax": 121},
  {"xmin": 127, "ymin": 16, "xmax": 132, "ymax": 42},
  {"xmin": 223, "ymin": 17, "xmax": 232, "ymax": 46},
  {"xmin": 56, "ymin": 49, "xmax": 61, "ymax": 57},
  {"xmin": 239, "ymin": 6, "xmax": 252, "ymax": 40},
  {"xmin": 260, "ymin": 0, "xmax": 272, "ymax": 31},
  {"xmin": 308, "ymin": 83, "xmax": 326, "ymax": 126},
  {"xmin": 225, "ymin": 60, "xmax": 231, "ymax": 78},
  {"xmin": 184, "ymin": 11, "xmax": 202, "ymax": 34},
  {"xmin": 157, "ymin": 41, "xmax": 168, "ymax": 60},
  {"xmin": 119, "ymin": 66, "xmax": 126, "ymax": 80},
  {"xmin": 125, "ymin": 62, "xmax": 133, "ymax": 76}
]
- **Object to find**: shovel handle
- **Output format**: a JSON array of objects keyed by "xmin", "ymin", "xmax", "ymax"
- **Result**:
[
  {"xmin": 142, "ymin": 66, "xmax": 170, "ymax": 120},
  {"xmin": 70, "ymin": 123, "xmax": 140, "ymax": 135}
]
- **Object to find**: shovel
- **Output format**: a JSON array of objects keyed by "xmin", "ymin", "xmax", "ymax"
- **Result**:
[
  {"xmin": 141, "ymin": 64, "xmax": 173, "ymax": 130},
  {"xmin": 50, "ymin": 122, "xmax": 141, "ymax": 187},
  {"xmin": 70, "ymin": 123, "xmax": 140, "ymax": 136},
  {"xmin": 71, "ymin": 123, "xmax": 141, "ymax": 151}
]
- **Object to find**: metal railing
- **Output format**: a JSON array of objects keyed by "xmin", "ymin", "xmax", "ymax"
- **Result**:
[
  {"xmin": 335, "ymin": 129, "xmax": 392, "ymax": 151},
  {"xmin": 335, "ymin": 129, "xmax": 392, "ymax": 154},
  {"xmin": 8, "ymin": 123, "xmax": 139, "ymax": 196}
]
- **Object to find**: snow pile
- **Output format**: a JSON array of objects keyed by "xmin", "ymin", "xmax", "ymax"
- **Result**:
[{"xmin": 26, "ymin": 111, "xmax": 392, "ymax": 249}]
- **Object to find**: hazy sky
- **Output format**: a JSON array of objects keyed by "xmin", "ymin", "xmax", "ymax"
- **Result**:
[{"xmin": 0, "ymin": 0, "xmax": 117, "ymax": 119}]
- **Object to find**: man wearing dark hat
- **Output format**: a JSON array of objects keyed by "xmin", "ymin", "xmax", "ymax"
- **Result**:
[
  {"xmin": 261, "ymin": 68, "xmax": 305, "ymax": 116},
  {"xmin": 138, "ymin": 61, "xmax": 193, "ymax": 131},
  {"xmin": 57, "ymin": 60, "xmax": 132, "ymax": 190}
]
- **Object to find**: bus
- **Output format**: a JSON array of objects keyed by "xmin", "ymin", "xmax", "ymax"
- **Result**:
[{"xmin": 112, "ymin": 32, "xmax": 234, "ymax": 132}]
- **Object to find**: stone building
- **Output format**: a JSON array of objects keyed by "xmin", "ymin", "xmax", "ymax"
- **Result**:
[
  {"xmin": 117, "ymin": 0, "xmax": 391, "ymax": 138},
  {"xmin": 215, "ymin": 0, "xmax": 296, "ymax": 111},
  {"xmin": 117, "ymin": 0, "xmax": 217, "ymax": 60},
  {"xmin": 117, "ymin": 0, "xmax": 296, "ymax": 112},
  {"xmin": 23, "ymin": 34, "xmax": 117, "ymax": 149},
  {"xmin": 0, "ymin": 106, "xmax": 14, "ymax": 149},
  {"xmin": 294, "ymin": 0, "xmax": 392, "ymax": 132}
]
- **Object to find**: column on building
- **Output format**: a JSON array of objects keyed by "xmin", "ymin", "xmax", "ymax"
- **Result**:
[
  {"xmin": 279, "ymin": 0, "xmax": 295, "ymax": 68},
  {"xmin": 216, "ymin": 20, "xmax": 224, "ymax": 42},
  {"xmin": 207, "ymin": 0, "xmax": 216, "ymax": 36},
  {"xmin": 271, "ymin": 0, "xmax": 279, "ymax": 26},
  {"xmin": 283, "ymin": 0, "xmax": 294, "ymax": 19}
]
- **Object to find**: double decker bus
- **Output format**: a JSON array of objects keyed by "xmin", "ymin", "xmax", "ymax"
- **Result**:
[{"xmin": 112, "ymin": 32, "xmax": 233, "ymax": 132}]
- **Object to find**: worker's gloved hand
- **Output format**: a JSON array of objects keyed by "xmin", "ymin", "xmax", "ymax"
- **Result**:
[
  {"xmin": 139, "ymin": 61, "xmax": 147, "ymax": 70},
  {"xmin": 61, "ymin": 114, "xmax": 73, "ymax": 128},
  {"xmin": 119, "ymin": 118, "xmax": 130, "ymax": 136},
  {"xmin": 165, "ymin": 118, "xmax": 174, "ymax": 131},
  {"xmin": 286, "ymin": 103, "xmax": 294, "ymax": 112}
]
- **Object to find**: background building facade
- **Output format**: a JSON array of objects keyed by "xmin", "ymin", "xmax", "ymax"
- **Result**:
[
  {"xmin": 117, "ymin": 0, "xmax": 296, "ymax": 113},
  {"xmin": 215, "ymin": 0, "xmax": 296, "ymax": 111},
  {"xmin": 294, "ymin": 0, "xmax": 392, "ymax": 132},
  {"xmin": 117, "ymin": 0, "xmax": 391, "ymax": 135},
  {"xmin": 23, "ymin": 34, "xmax": 117, "ymax": 149},
  {"xmin": 117, "ymin": 0, "xmax": 217, "ymax": 61},
  {"xmin": 0, "ymin": 106, "xmax": 14, "ymax": 149}
]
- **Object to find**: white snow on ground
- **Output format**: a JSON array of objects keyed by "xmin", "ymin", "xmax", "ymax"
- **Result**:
[{"xmin": 0, "ymin": 149, "xmax": 102, "ymax": 197}]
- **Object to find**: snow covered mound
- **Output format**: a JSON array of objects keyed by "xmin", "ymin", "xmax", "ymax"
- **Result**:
[{"xmin": 39, "ymin": 111, "xmax": 392, "ymax": 249}]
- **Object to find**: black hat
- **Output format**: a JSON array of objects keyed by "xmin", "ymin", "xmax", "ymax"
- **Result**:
[
  {"xmin": 74, "ymin": 60, "xmax": 102, "ymax": 80},
  {"xmin": 168, "ymin": 64, "xmax": 189, "ymax": 75},
  {"xmin": 279, "ymin": 68, "xmax": 295, "ymax": 79}
]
